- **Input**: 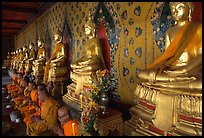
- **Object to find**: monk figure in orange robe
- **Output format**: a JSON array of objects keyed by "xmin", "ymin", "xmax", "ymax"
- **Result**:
[
  {"xmin": 26, "ymin": 83, "xmax": 59, "ymax": 136},
  {"xmin": 9, "ymin": 73, "xmax": 24, "ymax": 98},
  {"xmin": 13, "ymin": 76, "xmax": 31, "ymax": 110},
  {"xmin": 50, "ymin": 106, "xmax": 79, "ymax": 136},
  {"xmin": 20, "ymin": 81, "xmax": 42, "ymax": 126}
]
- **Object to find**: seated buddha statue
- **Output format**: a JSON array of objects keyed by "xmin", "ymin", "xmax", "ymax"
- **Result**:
[
  {"xmin": 32, "ymin": 37, "xmax": 46, "ymax": 83},
  {"xmin": 43, "ymin": 28, "xmax": 68, "ymax": 84},
  {"xmin": 138, "ymin": 2, "xmax": 202, "ymax": 91},
  {"xmin": 12, "ymin": 50, "xmax": 17, "ymax": 70},
  {"xmin": 11, "ymin": 51, "xmax": 17, "ymax": 70},
  {"xmin": 25, "ymin": 42, "xmax": 36, "ymax": 75},
  {"xmin": 19, "ymin": 45, "xmax": 29, "ymax": 74},
  {"xmin": 17, "ymin": 48, "xmax": 24, "ymax": 72},
  {"xmin": 125, "ymin": 2, "xmax": 202, "ymax": 136},
  {"xmin": 70, "ymin": 13, "xmax": 105, "ymax": 94}
]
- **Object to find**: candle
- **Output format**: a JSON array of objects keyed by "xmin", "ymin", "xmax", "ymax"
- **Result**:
[
  {"xmin": 72, "ymin": 123, "xmax": 75, "ymax": 136},
  {"xmin": 80, "ymin": 94, "xmax": 83, "ymax": 109}
]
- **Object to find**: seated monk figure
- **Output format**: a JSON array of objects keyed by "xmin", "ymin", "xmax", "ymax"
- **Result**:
[
  {"xmin": 32, "ymin": 37, "xmax": 46, "ymax": 83},
  {"xmin": 10, "ymin": 73, "xmax": 24, "ymax": 98},
  {"xmin": 70, "ymin": 13, "xmax": 105, "ymax": 94},
  {"xmin": 46, "ymin": 81, "xmax": 54, "ymax": 95},
  {"xmin": 43, "ymin": 29, "xmax": 68, "ymax": 85},
  {"xmin": 50, "ymin": 106, "xmax": 78, "ymax": 136},
  {"xmin": 26, "ymin": 83, "xmax": 59, "ymax": 136},
  {"xmin": 21, "ymin": 81, "xmax": 42, "ymax": 126},
  {"xmin": 13, "ymin": 76, "xmax": 31, "ymax": 110},
  {"xmin": 128, "ymin": 2, "xmax": 202, "ymax": 135},
  {"xmin": 25, "ymin": 42, "xmax": 36, "ymax": 75},
  {"xmin": 6, "ymin": 69, "xmax": 18, "ymax": 91}
]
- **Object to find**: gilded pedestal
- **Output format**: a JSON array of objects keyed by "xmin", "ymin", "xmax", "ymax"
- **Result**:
[
  {"xmin": 124, "ymin": 84, "xmax": 202, "ymax": 136},
  {"xmin": 33, "ymin": 61, "xmax": 45, "ymax": 84}
]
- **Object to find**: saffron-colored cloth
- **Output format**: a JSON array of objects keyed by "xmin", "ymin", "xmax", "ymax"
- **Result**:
[
  {"xmin": 147, "ymin": 22, "xmax": 202, "ymax": 69},
  {"xmin": 63, "ymin": 119, "xmax": 79, "ymax": 136},
  {"xmin": 7, "ymin": 78, "xmax": 21, "ymax": 92},
  {"xmin": 13, "ymin": 86, "xmax": 30, "ymax": 109},
  {"xmin": 20, "ymin": 89, "xmax": 38, "ymax": 114},
  {"xmin": 36, "ymin": 47, "xmax": 45, "ymax": 59},
  {"xmin": 22, "ymin": 89, "xmax": 41, "ymax": 125},
  {"xmin": 26, "ymin": 97, "xmax": 59, "ymax": 136},
  {"xmin": 43, "ymin": 42, "xmax": 64, "ymax": 84}
]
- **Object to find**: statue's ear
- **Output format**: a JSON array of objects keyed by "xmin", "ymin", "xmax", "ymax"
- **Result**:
[{"xmin": 96, "ymin": 20, "xmax": 110, "ymax": 70}]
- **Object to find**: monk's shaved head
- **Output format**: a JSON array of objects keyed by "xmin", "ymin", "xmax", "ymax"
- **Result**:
[
  {"xmin": 58, "ymin": 106, "xmax": 69, "ymax": 115},
  {"xmin": 58, "ymin": 106, "xmax": 70, "ymax": 126}
]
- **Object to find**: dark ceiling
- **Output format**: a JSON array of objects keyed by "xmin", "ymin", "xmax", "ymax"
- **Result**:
[{"xmin": 2, "ymin": 2, "xmax": 56, "ymax": 37}]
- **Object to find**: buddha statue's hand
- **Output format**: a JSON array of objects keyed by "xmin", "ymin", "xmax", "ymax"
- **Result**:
[
  {"xmin": 149, "ymin": 70, "xmax": 157, "ymax": 83},
  {"xmin": 164, "ymin": 67, "xmax": 187, "ymax": 76}
]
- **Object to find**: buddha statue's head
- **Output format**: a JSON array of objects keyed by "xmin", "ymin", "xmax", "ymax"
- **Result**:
[
  {"xmin": 85, "ymin": 13, "xmax": 96, "ymax": 39},
  {"xmin": 169, "ymin": 2, "xmax": 194, "ymax": 23},
  {"xmin": 54, "ymin": 28, "xmax": 62, "ymax": 43},
  {"xmin": 29, "ymin": 42, "xmax": 34, "ymax": 50},
  {"xmin": 38, "ymin": 37, "xmax": 44, "ymax": 47}
]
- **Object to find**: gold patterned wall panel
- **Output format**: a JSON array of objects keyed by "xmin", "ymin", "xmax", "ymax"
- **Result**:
[{"xmin": 14, "ymin": 2, "xmax": 172, "ymax": 105}]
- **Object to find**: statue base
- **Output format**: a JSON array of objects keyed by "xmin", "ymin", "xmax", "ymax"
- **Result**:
[{"xmin": 124, "ymin": 84, "xmax": 202, "ymax": 136}]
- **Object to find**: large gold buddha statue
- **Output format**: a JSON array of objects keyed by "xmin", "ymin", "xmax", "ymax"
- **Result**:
[
  {"xmin": 32, "ymin": 37, "xmax": 46, "ymax": 83},
  {"xmin": 19, "ymin": 45, "xmax": 29, "ymax": 74},
  {"xmin": 69, "ymin": 13, "xmax": 105, "ymax": 94},
  {"xmin": 12, "ymin": 51, "xmax": 17, "ymax": 70},
  {"xmin": 44, "ymin": 28, "xmax": 68, "ymax": 100},
  {"xmin": 18, "ymin": 48, "xmax": 25, "ymax": 73},
  {"xmin": 44, "ymin": 29, "xmax": 68, "ymax": 84},
  {"xmin": 124, "ymin": 2, "xmax": 202, "ymax": 136},
  {"xmin": 12, "ymin": 50, "xmax": 18, "ymax": 70},
  {"xmin": 25, "ymin": 42, "xmax": 36, "ymax": 75}
]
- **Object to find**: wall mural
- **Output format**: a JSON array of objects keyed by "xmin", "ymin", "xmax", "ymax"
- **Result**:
[
  {"xmin": 14, "ymin": 2, "xmax": 179, "ymax": 104},
  {"xmin": 45, "ymin": 25, "xmax": 52, "ymax": 61},
  {"xmin": 92, "ymin": 2, "xmax": 122, "ymax": 93},
  {"xmin": 151, "ymin": 2, "xmax": 174, "ymax": 53},
  {"xmin": 62, "ymin": 15, "xmax": 73, "ymax": 79}
]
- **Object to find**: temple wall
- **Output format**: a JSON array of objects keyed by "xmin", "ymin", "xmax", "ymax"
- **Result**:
[{"xmin": 14, "ymin": 2, "xmax": 202, "ymax": 105}]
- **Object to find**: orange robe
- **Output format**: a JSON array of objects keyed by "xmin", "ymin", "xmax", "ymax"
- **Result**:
[
  {"xmin": 6, "ymin": 74, "xmax": 17, "ymax": 90},
  {"xmin": 148, "ymin": 22, "xmax": 202, "ymax": 69},
  {"xmin": 8, "ymin": 78, "xmax": 21, "ymax": 94},
  {"xmin": 26, "ymin": 97, "xmax": 59, "ymax": 136},
  {"xmin": 13, "ymin": 86, "xmax": 30, "ymax": 109},
  {"xmin": 63, "ymin": 119, "xmax": 79, "ymax": 136},
  {"xmin": 22, "ymin": 89, "xmax": 42, "ymax": 126}
]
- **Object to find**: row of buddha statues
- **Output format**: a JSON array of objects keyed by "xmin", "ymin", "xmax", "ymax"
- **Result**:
[
  {"xmin": 3, "ymin": 2, "xmax": 202, "ymax": 136},
  {"xmin": 4, "ymin": 12, "xmax": 106, "ymax": 106}
]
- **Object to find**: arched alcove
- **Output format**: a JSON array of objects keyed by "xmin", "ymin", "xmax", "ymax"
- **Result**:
[
  {"xmin": 62, "ymin": 15, "xmax": 74, "ymax": 80},
  {"xmin": 45, "ymin": 25, "xmax": 52, "ymax": 61}
]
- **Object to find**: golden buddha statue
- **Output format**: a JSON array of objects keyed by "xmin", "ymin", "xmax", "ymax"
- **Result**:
[
  {"xmin": 32, "ymin": 37, "xmax": 46, "ymax": 83},
  {"xmin": 11, "ymin": 51, "xmax": 17, "ymax": 70},
  {"xmin": 12, "ymin": 50, "xmax": 18, "ymax": 70},
  {"xmin": 124, "ymin": 2, "xmax": 202, "ymax": 136},
  {"xmin": 19, "ymin": 45, "xmax": 28, "ymax": 74},
  {"xmin": 25, "ymin": 42, "xmax": 36, "ymax": 75},
  {"xmin": 44, "ymin": 28, "xmax": 68, "ymax": 100},
  {"xmin": 16, "ymin": 48, "xmax": 24, "ymax": 72},
  {"xmin": 69, "ymin": 13, "xmax": 105, "ymax": 94}
]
